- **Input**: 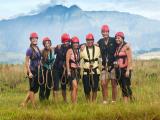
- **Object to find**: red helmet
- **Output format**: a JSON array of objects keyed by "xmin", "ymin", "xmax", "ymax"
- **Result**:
[
  {"xmin": 86, "ymin": 33, "xmax": 94, "ymax": 40},
  {"xmin": 30, "ymin": 32, "xmax": 38, "ymax": 39},
  {"xmin": 43, "ymin": 37, "xmax": 51, "ymax": 45},
  {"xmin": 71, "ymin": 36, "xmax": 79, "ymax": 43},
  {"xmin": 61, "ymin": 33, "xmax": 70, "ymax": 43},
  {"xmin": 101, "ymin": 25, "xmax": 109, "ymax": 32},
  {"xmin": 115, "ymin": 32, "xmax": 124, "ymax": 39}
]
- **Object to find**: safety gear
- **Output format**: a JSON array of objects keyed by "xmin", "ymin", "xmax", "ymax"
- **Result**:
[
  {"xmin": 84, "ymin": 46, "xmax": 96, "ymax": 64},
  {"xmin": 30, "ymin": 32, "xmax": 38, "ymax": 39},
  {"xmin": 115, "ymin": 42, "xmax": 128, "ymax": 68},
  {"xmin": 70, "ymin": 49, "xmax": 80, "ymax": 68},
  {"xmin": 61, "ymin": 33, "xmax": 70, "ymax": 43},
  {"xmin": 80, "ymin": 45, "xmax": 101, "ymax": 74},
  {"xmin": 101, "ymin": 25, "xmax": 109, "ymax": 32},
  {"xmin": 71, "ymin": 36, "xmax": 79, "ymax": 43},
  {"xmin": 86, "ymin": 33, "xmax": 94, "ymax": 47},
  {"xmin": 115, "ymin": 32, "xmax": 124, "ymax": 39},
  {"xmin": 42, "ymin": 49, "xmax": 55, "ymax": 70},
  {"xmin": 86, "ymin": 33, "xmax": 94, "ymax": 40},
  {"xmin": 42, "ymin": 37, "xmax": 51, "ymax": 46}
]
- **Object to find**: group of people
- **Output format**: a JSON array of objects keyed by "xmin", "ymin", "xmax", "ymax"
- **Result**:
[{"xmin": 21, "ymin": 24, "xmax": 133, "ymax": 108}]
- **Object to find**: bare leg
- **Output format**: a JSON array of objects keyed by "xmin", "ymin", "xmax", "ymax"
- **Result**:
[
  {"xmin": 30, "ymin": 91, "xmax": 36, "ymax": 108},
  {"xmin": 71, "ymin": 80, "xmax": 78, "ymax": 103},
  {"xmin": 62, "ymin": 90, "xmax": 67, "ymax": 102},
  {"xmin": 21, "ymin": 92, "xmax": 30, "ymax": 107},
  {"xmin": 92, "ymin": 92, "xmax": 97, "ymax": 102},
  {"xmin": 85, "ymin": 93, "xmax": 91, "ymax": 102},
  {"xmin": 101, "ymin": 80, "xmax": 107, "ymax": 102},
  {"xmin": 123, "ymin": 96, "xmax": 128, "ymax": 103},
  {"xmin": 53, "ymin": 91, "xmax": 59, "ymax": 102},
  {"xmin": 111, "ymin": 79, "xmax": 117, "ymax": 102}
]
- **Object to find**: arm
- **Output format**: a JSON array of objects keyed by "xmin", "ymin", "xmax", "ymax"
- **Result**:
[
  {"xmin": 80, "ymin": 44, "xmax": 85, "ymax": 60},
  {"xmin": 125, "ymin": 44, "xmax": 133, "ymax": 77},
  {"xmin": 25, "ymin": 56, "xmax": 33, "ymax": 78},
  {"xmin": 66, "ymin": 49, "xmax": 71, "ymax": 75},
  {"xmin": 126, "ymin": 44, "xmax": 132, "ymax": 71},
  {"xmin": 94, "ymin": 43, "xmax": 99, "ymax": 47}
]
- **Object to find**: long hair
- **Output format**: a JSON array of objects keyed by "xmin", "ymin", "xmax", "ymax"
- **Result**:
[{"xmin": 42, "ymin": 48, "xmax": 52, "ymax": 62}]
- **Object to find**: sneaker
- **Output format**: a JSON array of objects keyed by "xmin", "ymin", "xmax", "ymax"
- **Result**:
[
  {"xmin": 103, "ymin": 101, "xmax": 108, "ymax": 104},
  {"xmin": 111, "ymin": 100, "xmax": 116, "ymax": 104}
]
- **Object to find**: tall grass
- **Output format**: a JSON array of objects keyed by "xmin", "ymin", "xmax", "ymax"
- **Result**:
[{"xmin": 0, "ymin": 60, "xmax": 160, "ymax": 120}]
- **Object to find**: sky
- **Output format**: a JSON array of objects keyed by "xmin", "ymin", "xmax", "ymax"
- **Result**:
[{"xmin": 0, "ymin": 0, "xmax": 160, "ymax": 20}]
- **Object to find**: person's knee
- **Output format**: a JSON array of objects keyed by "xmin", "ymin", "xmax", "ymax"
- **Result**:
[
  {"xmin": 73, "ymin": 83, "xmax": 78, "ymax": 91},
  {"xmin": 101, "ymin": 80, "xmax": 106, "ymax": 87},
  {"xmin": 111, "ymin": 79, "xmax": 117, "ymax": 88}
]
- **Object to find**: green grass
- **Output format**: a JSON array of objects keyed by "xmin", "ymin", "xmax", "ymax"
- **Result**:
[{"xmin": 0, "ymin": 60, "xmax": 160, "ymax": 120}]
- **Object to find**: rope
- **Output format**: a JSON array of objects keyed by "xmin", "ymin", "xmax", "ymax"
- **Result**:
[
  {"xmin": 38, "ymin": 66, "xmax": 45, "ymax": 85},
  {"xmin": 88, "ymin": 68, "xmax": 94, "ymax": 90},
  {"xmin": 61, "ymin": 67, "xmax": 67, "ymax": 85},
  {"xmin": 45, "ymin": 69, "xmax": 54, "ymax": 90}
]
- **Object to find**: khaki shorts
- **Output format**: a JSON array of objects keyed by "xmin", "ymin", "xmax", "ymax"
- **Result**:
[{"xmin": 101, "ymin": 68, "xmax": 116, "ymax": 80}]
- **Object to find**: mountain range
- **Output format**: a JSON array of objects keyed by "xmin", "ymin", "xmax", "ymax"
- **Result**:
[{"xmin": 0, "ymin": 5, "xmax": 160, "ymax": 63}]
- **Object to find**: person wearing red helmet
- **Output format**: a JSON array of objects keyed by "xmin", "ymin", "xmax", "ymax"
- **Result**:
[
  {"xmin": 66, "ymin": 36, "xmax": 80, "ymax": 103},
  {"xmin": 21, "ymin": 32, "xmax": 41, "ymax": 108},
  {"xmin": 114, "ymin": 32, "xmax": 133, "ymax": 103},
  {"xmin": 39, "ymin": 37, "xmax": 55, "ymax": 101},
  {"xmin": 97, "ymin": 25, "xmax": 118, "ymax": 104},
  {"xmin": 80, "ymin": 33, "xmax": 101, "ymax": 102},
  {"xmin": 53, "ymin": 33, "xmax": 71, "ymax": 102}
]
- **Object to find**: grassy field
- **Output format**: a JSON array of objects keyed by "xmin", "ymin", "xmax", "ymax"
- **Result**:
[{"xmin": 0, "ymin": 60, "xmax": 160, "ymax": 120}]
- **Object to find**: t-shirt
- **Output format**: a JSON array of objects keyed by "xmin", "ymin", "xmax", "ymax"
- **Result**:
[
  {"xmin": 97, "ymin": 37, "xmax": 117, "ymax": 66},
  {"xmin": 54, "ymin": 44, "xmax": 70, "ymax": 70},
  {"xmin": 26, "ymin": 47, "xmax": 41, "ymax": 71}
]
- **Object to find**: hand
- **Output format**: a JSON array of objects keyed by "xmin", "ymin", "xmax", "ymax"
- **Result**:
[
  {"xmin": 89, "ymin": 64, "xmax": 93, "ymax": 69},
  {"xmin": 125, "ymin": 70, "xmax": 130, "ymax": 77},
  {"xmin": 63, "ymin": 64, "xmax": 66, "ymax": 69},
  {"xmin": 113, "ymin": 61, "xmax": 118, "ymax": 68},
  {"xmin": 67, "ymin": 71, "xmax": 71, "ymax": 76},
  {"xmin": 28, "ymin": 72, "xmax": 33, "ymax": 78}
]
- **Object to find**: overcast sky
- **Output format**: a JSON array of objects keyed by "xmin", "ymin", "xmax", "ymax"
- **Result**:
[{"xmin": 0, "ymin": 0, "xmax": 160, "ymax": 20}]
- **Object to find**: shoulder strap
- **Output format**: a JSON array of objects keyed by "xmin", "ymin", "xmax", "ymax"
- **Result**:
[
  {"xmin": 86, "ymin": 45, "xmax": 95, "ymax": 63},
  {"xmin": 115, "ymin": 42, "xmax": 127, "ymax": 56},
  {"xmin": 30, "ymin": 46, "xmax": 35, "ymax": 60},
  {"xmin": 36, "ymin": 46, "xmax": 41, "ymax": 55}
]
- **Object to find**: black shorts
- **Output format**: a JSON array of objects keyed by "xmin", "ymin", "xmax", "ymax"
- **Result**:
[
  {"xmin": 28, "ymin": 69, "xmax": 39, "ymax": 93},
  {"xmin": 69, "ymin": 68, "xmax": 80, "ymax": 81},
  {"xmin": 82, "ymin": 74, "xmax": 100, "ymax": 95}
]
